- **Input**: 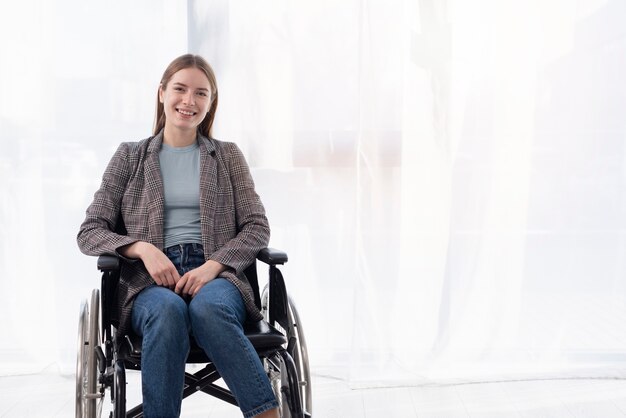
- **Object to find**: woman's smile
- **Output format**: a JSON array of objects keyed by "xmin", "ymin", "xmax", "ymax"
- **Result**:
[{"xmin": 176, "ymin": 108, "xmax": 196, "ymax": 117}]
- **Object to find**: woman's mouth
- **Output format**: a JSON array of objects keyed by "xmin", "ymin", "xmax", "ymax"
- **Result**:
[{"xmin": 176, "ymin": 108, "xmax": 196, "ymax": 116}]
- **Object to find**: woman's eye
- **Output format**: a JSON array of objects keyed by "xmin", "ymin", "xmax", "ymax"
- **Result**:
[
  {"xmin": 174, "ymin": 87, "xmax": 184, "ymax": 92},
  {"xmin": 197, "ymin": 92, "xmax": 208, "ymax": 97}
]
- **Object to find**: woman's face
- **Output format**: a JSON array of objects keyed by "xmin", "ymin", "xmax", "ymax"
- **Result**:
[{"xmin": 159, "ymin": 67, "xmax": 212, "ymax": 134}]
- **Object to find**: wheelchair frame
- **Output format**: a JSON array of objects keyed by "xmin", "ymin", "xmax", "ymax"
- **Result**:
[{"xmin": 75, "ymin": 248, "xmax": 312, "ymax": 418}]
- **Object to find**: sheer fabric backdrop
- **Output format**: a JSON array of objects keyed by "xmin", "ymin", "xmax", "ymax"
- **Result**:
[{"xmin": 0, "ymin": 0, "xmax": 624, "ymax": 387}]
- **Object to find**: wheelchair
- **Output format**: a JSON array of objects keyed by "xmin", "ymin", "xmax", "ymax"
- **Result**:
[{"xmin": 75, "ymin": 247, "xmax": 312, "ymax": 418}]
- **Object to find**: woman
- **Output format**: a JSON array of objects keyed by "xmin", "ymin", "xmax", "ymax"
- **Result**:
[{"xmin": 77, "ymin": 54, "xmax": 279, "ymax": 418}]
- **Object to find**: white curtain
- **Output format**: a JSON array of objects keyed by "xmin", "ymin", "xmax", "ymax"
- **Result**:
[{"xmin": 1, "ymin": 0, "xmax": 625, "ymax": 387}]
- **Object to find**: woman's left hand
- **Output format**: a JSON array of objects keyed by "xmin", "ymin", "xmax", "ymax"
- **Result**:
[{"xmin": 175, "ymin": 259, "xmax": 227, "ymax": 297}]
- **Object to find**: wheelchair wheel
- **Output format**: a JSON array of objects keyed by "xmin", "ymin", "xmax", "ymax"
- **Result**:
[
  {"xmin": 75, "ymin": 289, "xmax": 102, "ymax": 418},
  {"xmin": 286, "ymin": 296, "xmax": 312, "ymax": 415},
  {"xmin": 262, "ymin": 286, "xmax": 312, "ymax": 417}
]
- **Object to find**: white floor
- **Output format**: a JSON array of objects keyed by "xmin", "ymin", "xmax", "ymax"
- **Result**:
[{"xmin": 2, "ymin": 372, "xmax": 626, "ymax": 417}]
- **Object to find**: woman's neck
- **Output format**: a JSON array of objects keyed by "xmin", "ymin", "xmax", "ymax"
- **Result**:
[{"xmin": 162, "ymin": 126, "xmax": 197, "ymax": 147}]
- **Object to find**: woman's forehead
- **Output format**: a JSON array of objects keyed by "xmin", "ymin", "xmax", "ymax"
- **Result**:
[{"xmin": 169, "ymin": 67, "xmax": 210, "ymax": 87}]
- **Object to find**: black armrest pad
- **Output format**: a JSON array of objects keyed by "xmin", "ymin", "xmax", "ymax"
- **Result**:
[
  {"xmin": 98, "ymin": 248, "xmax": 287, "ymax": 270},
  {"xmin": 97, "ymin": 255, "xmax": 120, "ymax": 272},
  {"xmin": 257, "ymin": 248, "xmax": 288, "ymax": 265}
]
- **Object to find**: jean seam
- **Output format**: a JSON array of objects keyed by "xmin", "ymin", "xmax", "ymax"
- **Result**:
[{"xmin": 243, "ymin": 399, "xmax": 280, "ymax": 418}]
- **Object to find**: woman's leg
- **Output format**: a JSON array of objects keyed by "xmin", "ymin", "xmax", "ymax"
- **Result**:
[
  {"xmin": 131, "ymin": 285, "xmax": 190, "ymax": 418},
  {"xmin": 189, "ymin": 278, "xmax": 279, "ymax": 418}
]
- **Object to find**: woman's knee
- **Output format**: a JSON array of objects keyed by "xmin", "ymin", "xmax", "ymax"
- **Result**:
[
  {"xmin": 188, "ymin": 279, "xmax": 246, "ymax": 329},
  {"xmin": 132, "ymin": 287, "xmax": 190, "ymax": 336}
]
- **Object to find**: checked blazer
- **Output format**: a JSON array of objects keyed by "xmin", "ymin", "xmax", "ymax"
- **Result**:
[{"xmin": 77, "ymin": 130, "xmax": 270, "ymax": 337}]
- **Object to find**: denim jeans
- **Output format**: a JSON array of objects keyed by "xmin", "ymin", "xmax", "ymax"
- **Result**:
[{"xmin": 131, "ymin": 243, "xmax": 278, "ymax": 418}]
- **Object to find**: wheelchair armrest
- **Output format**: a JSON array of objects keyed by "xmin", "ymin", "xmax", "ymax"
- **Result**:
[
  {"xmin": 97, "ymin": 248, "xmax": 287, "ymax": 270},
  {"xmin": 257, "ymin": 248, "xmax": 288, "ymax": 265},
  {"xmin": 97, "ymin": 255, "xmax": 120, "ymax": 272}
]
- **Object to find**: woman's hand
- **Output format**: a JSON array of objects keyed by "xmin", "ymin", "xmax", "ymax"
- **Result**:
[
  {"xmin": 119, "ymin": 241, "xmax": 180, "ymax": 289},
  {"xmin": 175, "ymin": 260, "xmax": 227, "ymax": 297}
]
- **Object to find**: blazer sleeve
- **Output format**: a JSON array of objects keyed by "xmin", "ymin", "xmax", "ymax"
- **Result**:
[
  {"xmin": 209, "ymin": 142, "xmax": 271, "ymax": 274},
  {"xmin": 77, "ymin": 143, "xmax": 138, "ymax": 257}
]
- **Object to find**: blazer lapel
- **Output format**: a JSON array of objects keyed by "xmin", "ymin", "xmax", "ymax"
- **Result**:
[
  {"xmin": 144, "ymin": 132, "xmax": 165, "ymax": 250},
  {"xmin": 199, "ymin": 135, "xmax": 217, "ymax": 256}
]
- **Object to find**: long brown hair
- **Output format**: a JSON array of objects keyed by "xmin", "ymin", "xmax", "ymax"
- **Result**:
[{"xmin": 153, "ymin": 54, "xmax": 219, "ymax": 138}]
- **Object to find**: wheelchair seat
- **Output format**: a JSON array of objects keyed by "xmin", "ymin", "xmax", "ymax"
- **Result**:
[{"xmin": 122, "ymin": 319, "xmax": 288, "ymax": 363}]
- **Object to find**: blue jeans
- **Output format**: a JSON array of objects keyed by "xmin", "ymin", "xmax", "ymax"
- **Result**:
[{"xmin": 131, "ymin": 243, "xmax": 278, "ymax": 418}]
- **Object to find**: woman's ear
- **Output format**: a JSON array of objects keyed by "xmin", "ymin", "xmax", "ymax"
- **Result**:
[{"xmin": 158, "ymin": 83, "xmax": 164, "ymax": 103}]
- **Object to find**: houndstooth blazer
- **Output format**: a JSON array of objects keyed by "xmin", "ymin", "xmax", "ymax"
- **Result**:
[{"xmin": 77, "ymin": 130, "xmax": 269, "ymax": 337}]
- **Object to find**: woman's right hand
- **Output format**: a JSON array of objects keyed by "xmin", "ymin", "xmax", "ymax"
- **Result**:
[{"xmin": 119, "ymin": 241, "xmax": 180, "ymax": 289}]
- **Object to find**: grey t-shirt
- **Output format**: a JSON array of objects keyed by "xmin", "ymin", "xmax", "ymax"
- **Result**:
[{"xmin": 159, "ymin": 141, "xmax": 202, "ymax": 249}]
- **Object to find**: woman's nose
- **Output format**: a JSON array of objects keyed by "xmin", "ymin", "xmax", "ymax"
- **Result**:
[{"xmin": 183, "ymin": 92, "xmax": 195, "ymax": 105}]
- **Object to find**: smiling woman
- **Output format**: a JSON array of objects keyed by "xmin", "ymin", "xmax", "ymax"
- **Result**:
[{"xmin": 76, "ymin": 54, "xmax": 279, "ymax": 418}]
